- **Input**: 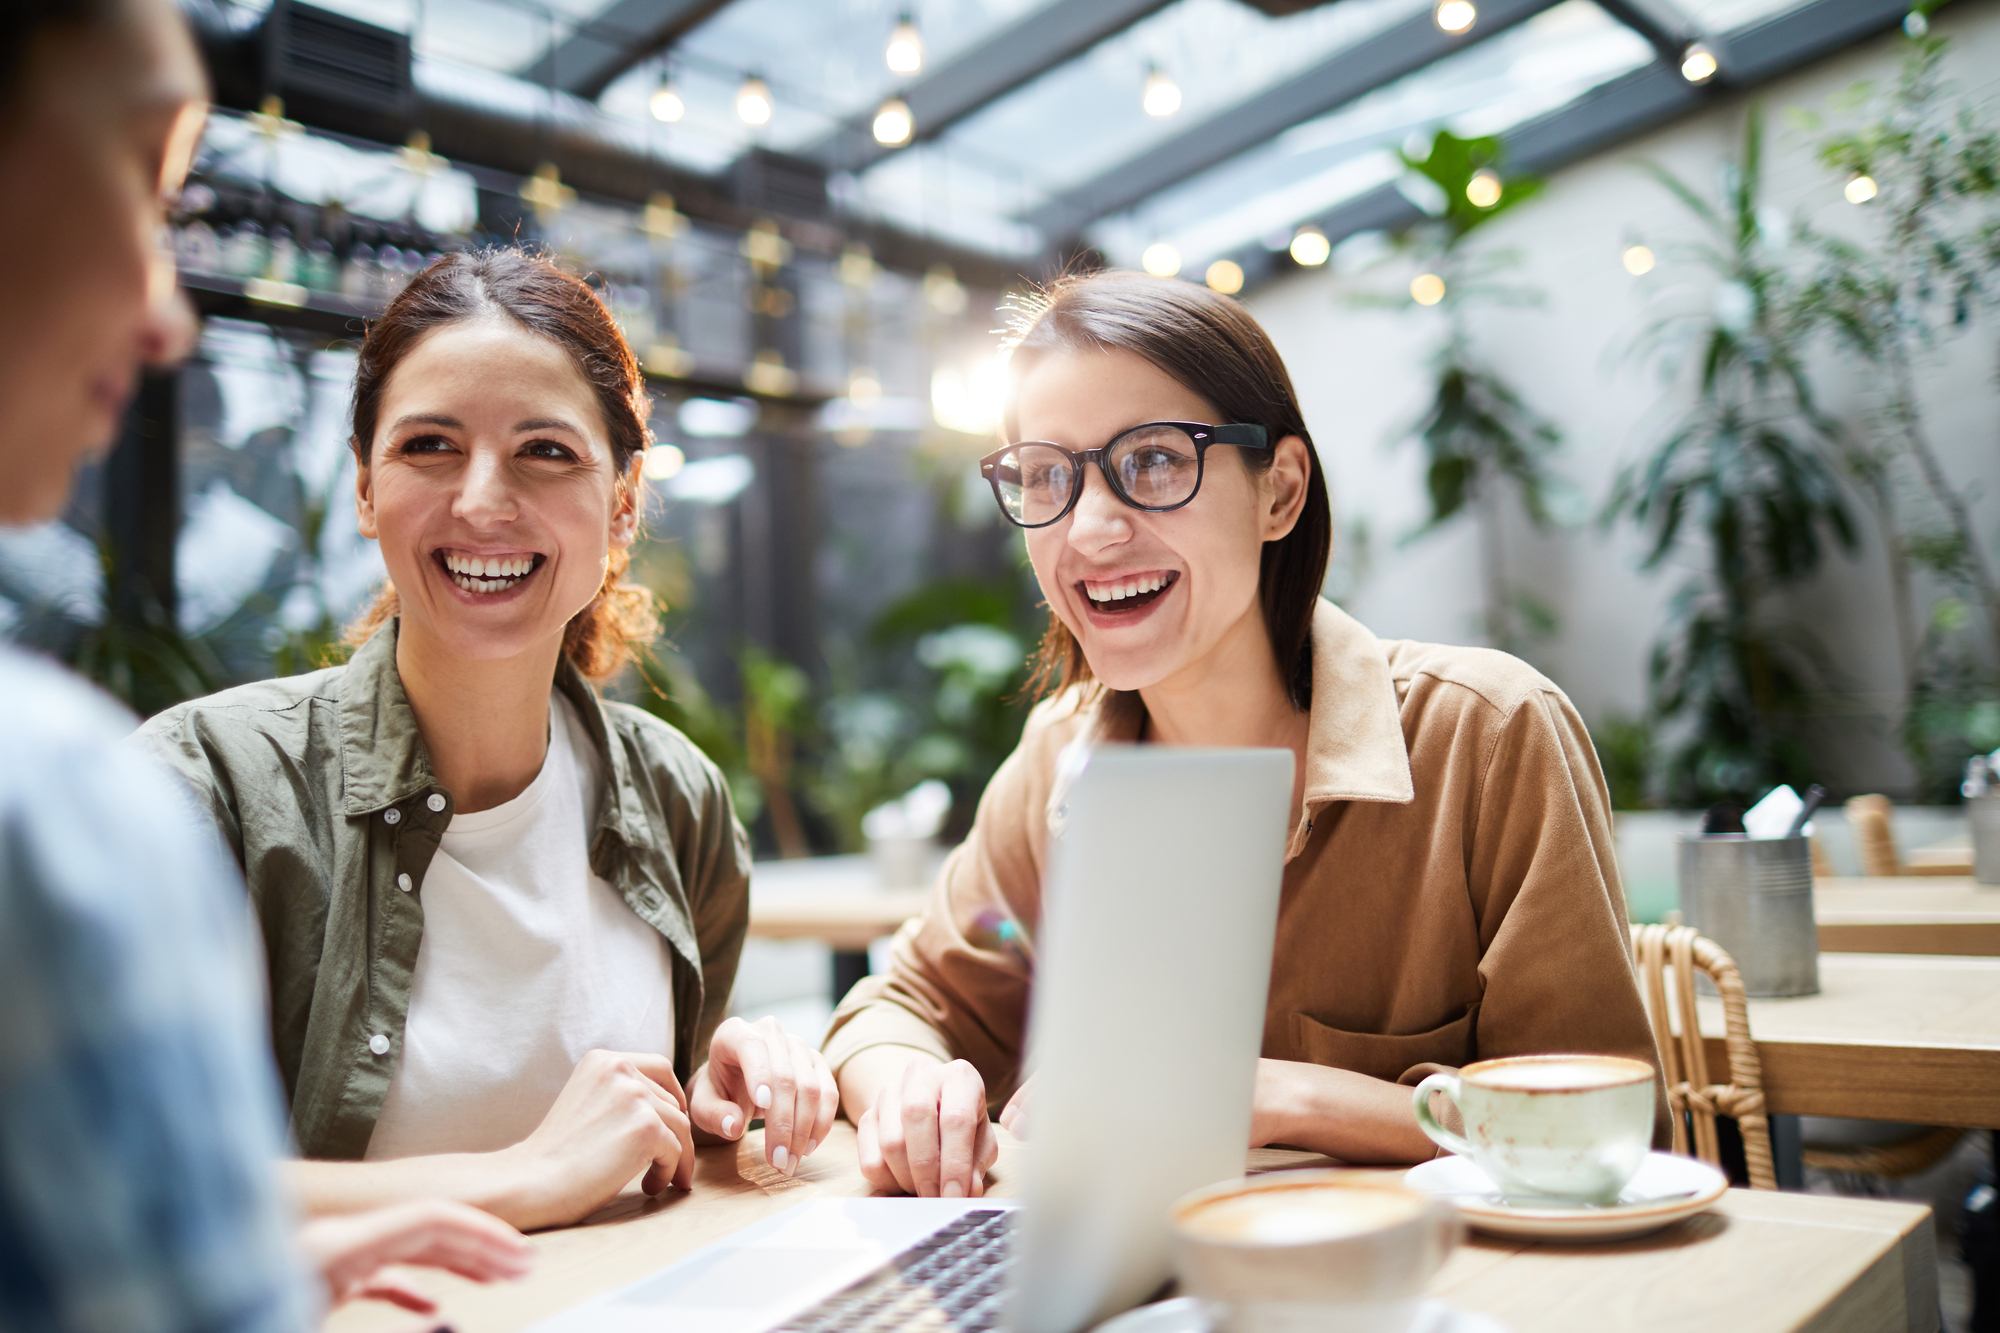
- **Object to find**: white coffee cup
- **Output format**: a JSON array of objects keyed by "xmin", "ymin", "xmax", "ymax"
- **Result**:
[
  {"xmin": 1171, "ymin": 1171, "xmax": 1459, "ymax": 1333},
  {"xmin": 1411, "ymin": 1054, "xmax": 1655, "ymax": 1205}
]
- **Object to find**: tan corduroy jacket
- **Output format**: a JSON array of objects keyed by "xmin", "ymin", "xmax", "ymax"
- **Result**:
[{"xmin": 824, "ymin": 599, "xmax": 1668, "ymax": 1141}]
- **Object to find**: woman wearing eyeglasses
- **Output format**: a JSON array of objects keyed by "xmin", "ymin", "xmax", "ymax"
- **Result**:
[{"xmin": 825, "ymin": 270, "xmax": 1665, "ymax": 1197}]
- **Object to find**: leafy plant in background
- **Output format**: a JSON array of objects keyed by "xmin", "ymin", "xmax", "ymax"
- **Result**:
[
  {"xmin": 1372, "ymin": 129, "xmax": 1569, "ymax": 656},
  {"xmin": 1611, "ymin": 107, "xmax": 1859, "ymax": 805},
  {"xmin": 1789, "ymin": 28, "xmax": 2000, "ymax": 797},
  {"xmin": 811, "ymin": 573, "xmax": 1036, "ymax": 852}
]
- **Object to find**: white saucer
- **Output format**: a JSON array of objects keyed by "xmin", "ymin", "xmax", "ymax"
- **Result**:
[
  {"xmin": 1403, "ymin": 1151, "xmax": 1728, "ymax": 1241},
  {"xmin": 1091, "ymin": 1296, "xmax": 1508, "ymax": 1333}
]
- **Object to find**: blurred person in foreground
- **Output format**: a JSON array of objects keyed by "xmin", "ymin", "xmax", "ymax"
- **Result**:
[{"xmin": 0, "ymin": 0, "xmax": 530, "ymax": 1326}]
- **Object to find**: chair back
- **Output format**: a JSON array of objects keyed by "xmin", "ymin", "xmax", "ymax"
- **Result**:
[
  {"xmin": 1629, "ymin": 923, "xmax": 1776, "ymax": 1190},
  {"xmin": 1845, "ymin": 793, "xmax": 1903, "ymax": 877}
]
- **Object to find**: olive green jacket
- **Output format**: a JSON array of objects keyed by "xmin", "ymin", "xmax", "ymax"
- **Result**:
[{"xmin": 134, "ymin": 622, "xmax": 750, "ymax": 1161}]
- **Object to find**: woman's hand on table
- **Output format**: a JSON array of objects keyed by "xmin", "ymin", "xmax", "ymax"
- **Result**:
[
  {"xmin": 300, "ymin": 1198, "xmax": 531, "ymax": 1312},
  {"xmin": 499, "ymin": 1048, "xmax": 696, "ymax": 1223},
  {"xmin": 854, "ymin": 1056, "xmax": 997, "ymax": 1198},
  {"xmin": 691, "ymin": 1015, "xmax": 840, "ymax": 1177}
]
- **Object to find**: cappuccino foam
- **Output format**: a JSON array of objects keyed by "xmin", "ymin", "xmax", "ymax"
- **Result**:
[
  {"xmin": 1467, "ymin": 1059, "xmax": 1648, "ymax": 1092},
  {"xmin": 1181, "ymin": 1185, "xmax": 1422, "ymax": 1245}
]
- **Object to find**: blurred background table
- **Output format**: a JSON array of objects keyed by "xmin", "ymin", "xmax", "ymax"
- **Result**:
[
  {"xmin": 323, "ymin": 1129, "xmax": 1938, "ymax": 1333},
  {"xmin": 1815, "ymin": 876, "xmax": 2000, "ymax": 955}
]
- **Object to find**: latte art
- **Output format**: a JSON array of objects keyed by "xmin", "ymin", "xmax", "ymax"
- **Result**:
[
  {"xmin": 1181, "ymin": 1184, "xmax": 1423, "ymax": 1245},
  {"xmin": 1468, "ymin": 1059, "xmax": 1649, "ymax": 1092}
]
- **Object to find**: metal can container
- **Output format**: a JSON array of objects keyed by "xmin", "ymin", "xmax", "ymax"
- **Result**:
[{"xmin": 1676, "ymin": 834, "xmax": 1819, "ymax": 998}]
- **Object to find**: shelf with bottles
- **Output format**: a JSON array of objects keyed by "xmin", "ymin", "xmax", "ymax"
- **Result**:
[{"xmin": 168, "ymin": 179, "xmax": 489, "ymax": 323}]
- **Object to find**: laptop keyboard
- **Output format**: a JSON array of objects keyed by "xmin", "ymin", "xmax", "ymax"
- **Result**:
[{"xmin": 772, "ymin": 1208, "xmax": 1016, "ymax": 1333}]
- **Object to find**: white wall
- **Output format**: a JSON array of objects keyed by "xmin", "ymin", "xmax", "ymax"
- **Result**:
[{"xmin": 1246, "ymin": 5, "xmax": 2000, "ymax": 795}]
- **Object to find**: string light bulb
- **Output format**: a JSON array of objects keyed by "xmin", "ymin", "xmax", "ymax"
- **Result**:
[
  {"xmin": 1289, "ymin": 227, "xmax": 1330, "ymax": 267},
  {"xmin": 1845, "ymin": 173, "xmax": 1879, "ymax": 203},
  {"xmin": 1142, "ymin": 67, "xmax": 1182, "ymax": 118},
  {"xmin": 1466, "ymin": 169, "xmax": 1502, "ymax": 208},
  {"xmin": 1679, "ymin": 42, "xmax": 1718, "ymax": 84},
  {"xmin": 1434, "ymin": 0, "xmax": 1476, "ymax": 33},
  {"xmin": 735, "ymin": 75, "xmax": 772, "ymax": 126},
  {"xmin": 1142, "ymin": 242, "xmax": 1181, "ymax": 277},
  {"xmin": 1622, "ymin": 244, "xmax": 1655, "ymax": 275},
  {"xmin": 872, "ymin": 97, "xmax": 913, "ymax": 146},
  {"xmin": 886, "ymin": 15, "xmax": 923, "ymax": 74},
  {"xmin": 649, "ymin": 76, "xmax": 684, "ymax": 123},
  {"xmin": 1411, "ymin": 272, "xmax": 1446, "ymax": 305},
  {"xmin": 641, "ymin": 444, "xmax": 686, "ymax": 481},
  {"xmin": 1205, "ymin": 259, "xmax": 1244, "ymax": 295}
]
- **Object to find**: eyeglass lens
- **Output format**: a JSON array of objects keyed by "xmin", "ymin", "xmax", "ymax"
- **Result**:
[{"xmin": 994, "ymin": 425, "xmax": 1202, "ymax": 525}]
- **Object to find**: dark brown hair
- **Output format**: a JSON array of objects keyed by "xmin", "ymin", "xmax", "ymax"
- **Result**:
[
  {"xmin": 1006, "ymin": 270, "xmax": 1332, "ymax": 711},
  {"xmin": 1, "ymin": 0, "xmax": 113, "ymax": 121},
  {"xmin": 344, "ymin": 248, "xmax": 658, "ymax": 680}
]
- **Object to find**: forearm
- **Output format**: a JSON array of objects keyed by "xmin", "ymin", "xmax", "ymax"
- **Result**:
[
  {"xmin": 286, "ymin": 1148, "xmax": 558, "ymax": 1231},
  {"xmin": 1254, "ymin": 1060, "xmax": 1438, "ymax": 1164},
  {"xmin": 836, "ymin": 1046, "xmax": 944, "ymax": 1123}
]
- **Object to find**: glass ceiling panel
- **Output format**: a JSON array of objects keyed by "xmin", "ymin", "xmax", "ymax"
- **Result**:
[{"xmin": 1087, "ymin": 1, "xmax": 1653, "ymax": 270}]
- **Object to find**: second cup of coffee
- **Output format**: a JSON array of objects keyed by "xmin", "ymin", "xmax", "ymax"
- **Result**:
[{"xmin": 1411, "ymin": 1054, "xmax": 1655, "ymax": 1204}]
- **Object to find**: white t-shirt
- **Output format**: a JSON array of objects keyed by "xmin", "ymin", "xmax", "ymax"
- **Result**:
[{"xmin": 364, "ymin": 693, "xmax": 676, "ymax": 1160}]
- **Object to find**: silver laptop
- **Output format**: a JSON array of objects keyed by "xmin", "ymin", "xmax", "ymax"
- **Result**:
[{"xmin": 531, "ymin": 745, "xmax": 1293, "ymax": 1333}]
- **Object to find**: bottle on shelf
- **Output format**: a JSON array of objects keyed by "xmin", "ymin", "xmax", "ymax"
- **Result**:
[
  {"xmin": 176, "ymin": 218, "xmax": 220, "ymax": 273},
  {"xmin": 341, "ymin": 242, "xmax": 376, "ymax": 301}
]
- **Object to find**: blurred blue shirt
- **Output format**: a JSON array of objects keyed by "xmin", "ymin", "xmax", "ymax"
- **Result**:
[{"xmin": 0, "ymin": 643, "xmax": 313, "ymax": 1333}]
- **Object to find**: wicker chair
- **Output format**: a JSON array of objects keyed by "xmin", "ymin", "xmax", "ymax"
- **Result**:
[
  {"xmin": 1845, "ymin": 793, "xmax": 1903, "ymax": 877},
  {"xmin": 1629, "ymin": 923, "xmax": 1778, "ymax": 1190}
]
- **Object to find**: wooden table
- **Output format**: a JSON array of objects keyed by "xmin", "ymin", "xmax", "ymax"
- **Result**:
[
  {"xmin": 747, "ymin": 888, "xmax": 929, "ymax": 952},
  {"xmin": 1698, "ymin": 952, "xmax": 2000, "ymax": 1126},
  {"xmin": 1816, "ymin": 875, "xmax": 2000, "ymax": 956},
  {"xmin": 328, "ymin": 1127, "xmax": 1938, "ymax": 1333}
]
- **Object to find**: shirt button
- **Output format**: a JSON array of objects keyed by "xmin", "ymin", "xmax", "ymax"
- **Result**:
[
  {"xmin": 383, "ymin": 808, "xmax": 401, "ymax": 826},
  {"xmin": 396, "ymin": 873, "xmax": 413, "ymax": 893},
  {"xmin": 368, "ymin": 1034, "xmax": 390, "ymax": 1056},
  {"xmin": 427, "ymin": 793, "xmax": 447, "ymax": 813}
]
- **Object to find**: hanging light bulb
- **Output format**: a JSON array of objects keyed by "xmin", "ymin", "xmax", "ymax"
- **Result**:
[
  {"xmin": 1465, "ymin": 169, "xmax": 1503, "ymax": 208},
  {"xmin": 1410, "ymin": 273, "xmax": 1446, "ymax": 305},
  {"xmin": 1679, "ymin": 42, "xmax": 1718, "ymax": 84},
  {"xmin": 1433, "ymin": 0, "xmax": 1476, "ymax": 33},
  {"xmin": 1622, "ymin": 244, "xmax": 1655, "ymax": 275},
  {"xmin": 1289, "ymin": 227, "xmax": 1330, "ymax": 267},
  {"xmin": 1142, "ymin": 66, "xmax": 1182, "ymax": 118},
  {"xmin": 735, "ymin": 75, "xmax": 772, "ymax": 126},
  {"xmin": 886, "ymin": 14, "xmax": 923, "ymax": 74},
  {"xmin": 872, "ymin": 97, "xmax": 913, "ymax": 146},
  {"xmin": 649, "ymin": 76, "xmax": 685, "ymax": 123},
  {"xmin": 1845, "ymin": 173, "xmax": 1879, "ymax": 204},
  {"xmin": 1141, "ymin": 242, "xmax": 1181, "ymax": 277},
  {"xmin": 1204, "ymin": 260, "xmax": 1244, "ymax": 295}
]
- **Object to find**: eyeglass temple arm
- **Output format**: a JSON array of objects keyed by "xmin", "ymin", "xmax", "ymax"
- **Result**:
[{"xmin": 1206, "ymin": 423, "xmax": 1270, "ymax": 449}]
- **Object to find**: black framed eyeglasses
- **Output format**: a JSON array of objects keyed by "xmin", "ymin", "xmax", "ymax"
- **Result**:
[{"xmin": 978, "ymin": 421, "xmax": 1270, "ymax": 530}]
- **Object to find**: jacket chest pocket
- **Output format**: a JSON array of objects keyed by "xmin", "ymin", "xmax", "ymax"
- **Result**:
[{"xmin": 1289, "ymin": 1003, "xmax": 1479, "ymax": 1084}]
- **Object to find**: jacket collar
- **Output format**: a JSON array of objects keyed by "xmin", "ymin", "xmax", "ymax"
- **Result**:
[
  {"xmin": 336, "ymin": 621, "xmax": 650, "ymax": 850},
  {"xmin": 1298, "ymin": 598, "xmax": 1416, "ymax": 811},
  {"xmin": 1065, "ymin": 597, "xmax": 1414, "ymax": 815}
]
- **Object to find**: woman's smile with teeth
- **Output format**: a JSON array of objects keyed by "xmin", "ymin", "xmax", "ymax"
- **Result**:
[
  {"xmin": 439, "ymin": 551, "xmax": 541, "ymax": 593},
  {"xmin": 1082, "ymin": 571, "xmax": 1176, "ymax": 605}
]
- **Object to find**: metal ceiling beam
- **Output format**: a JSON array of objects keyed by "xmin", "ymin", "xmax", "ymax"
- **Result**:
[
  {"xmin": 523, "ymin": 0, "xmax": 730, "ymax": 101},
  {"xmin": 802, "ymin": 0, "xmax": 1179, "ymax": 175},
  {"xmin": 1230, "ymin": 0, "xmax": 1912, "ymax": 292},
  {"xmin": 1025, "ymin": 0, "xmax": 1563, "ymax": 238}
]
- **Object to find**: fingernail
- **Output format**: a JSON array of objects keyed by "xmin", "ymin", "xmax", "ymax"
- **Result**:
[
  {"xmin": 808, "ymin": 1137, "xmax": 821, "ymax": 1156},
  {"xmin": 772, "ymin": 1144, "xmax": 789, "ymax": 1172},
  {"xmin": 721, "ymin": 1113, "xmax": 737, "ymax": 1137},
  {"xmin": 755, "ymin": 1084, "xmax": 772, "ymax": 1108},
  {"xmin": 942, "ymin": 1180, "xmax": 965, "ymax": 1199}
]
